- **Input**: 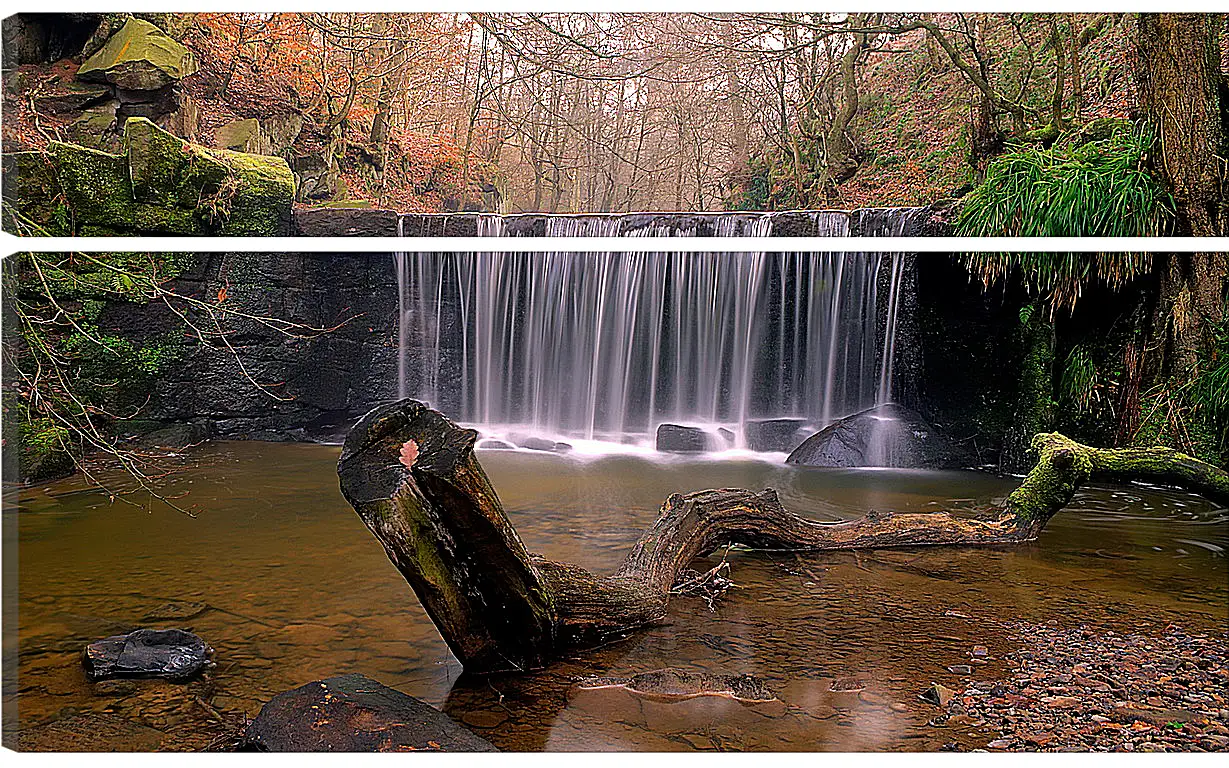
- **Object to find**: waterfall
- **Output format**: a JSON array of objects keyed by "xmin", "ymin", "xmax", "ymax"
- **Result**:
[
  {"xmin": 392, "ymin": 249, "xmax": 909, "ymax": 452},
  {"xmin": 399, "ymin": 206, "xmax": 926, "ymax": 238}
]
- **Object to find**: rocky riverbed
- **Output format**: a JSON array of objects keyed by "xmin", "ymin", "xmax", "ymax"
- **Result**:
[{"xmin": 931, "ymin": 622, "xmax": 1229, "ymax": 752}]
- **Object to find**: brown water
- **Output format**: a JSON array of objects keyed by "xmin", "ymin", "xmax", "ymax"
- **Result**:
[{"xmin": 9, "ymin": 441, "xmax": 1228, "ymax": 751}]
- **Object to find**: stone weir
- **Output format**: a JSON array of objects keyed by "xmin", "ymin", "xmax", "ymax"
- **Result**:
[{"xmin": 292, "ymin": 204, "xmax": 954, "ymax": 238}]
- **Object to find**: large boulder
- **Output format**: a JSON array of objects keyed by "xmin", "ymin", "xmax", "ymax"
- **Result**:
[
  {"xmin": 241, "ymin": 674, "xmax": 497, "ymax": 752},
  {"xmin": 10, "ymin": 117, "xmax": 295, "ymax": 235},
  {"xmin": 77, "ymin": 18, "xmax": 197, "ymax": 91},
  {"xmin": 785, "ymin": 404, "xmax": 968, "ymax": 469},
  {"xmin": 82, "ymin": 628, "xmax": 212, "ymax": 681}
]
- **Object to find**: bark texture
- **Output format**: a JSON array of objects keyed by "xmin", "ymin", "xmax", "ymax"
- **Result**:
[
  {"xmin": 1135, "ymin": 13, "xmax": 1225, "ymax": 237},
  {"xmin": 338, "ymin": 400, "xmax": 1229, "ymax": 675}
]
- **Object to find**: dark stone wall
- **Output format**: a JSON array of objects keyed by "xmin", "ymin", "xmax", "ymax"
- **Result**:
[
  {"xmin": 123, "ymin": 253, "xmax": 400, "ymax": 442},
  {"xmin": 910, "ymin": 255, "xmax": 1030, "ymax": 467}
]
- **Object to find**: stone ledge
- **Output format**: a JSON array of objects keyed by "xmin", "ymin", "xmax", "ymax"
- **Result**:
[{"xmin": 292, "ymin": 207, "xmax": 400, "ymax": 237}]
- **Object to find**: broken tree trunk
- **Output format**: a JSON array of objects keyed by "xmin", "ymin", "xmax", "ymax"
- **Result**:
[{"xmin": 337, "ymin": 400, "xmax": 1229, "ymax": 675}]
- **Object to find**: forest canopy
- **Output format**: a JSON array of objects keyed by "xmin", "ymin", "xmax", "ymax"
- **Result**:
[{"xmin": 5, "ymin": 11, "xmax": 1223, "ymax": 222}]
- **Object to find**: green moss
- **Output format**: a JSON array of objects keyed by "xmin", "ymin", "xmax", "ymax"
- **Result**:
[
  {"xmin": 210, "ymin": 148, "xmax": 294, "ymax": 236},
  {"xmin": 6, "ymin": 119, "xmax": 295, "ymax": 236},
  {"xmin": 47, "ymin": 141, "xmax": 137, "ymax": 230},
  {"xmin": 1, "ymin": 152, "xmax": 70, "ymax": 235},
  {"xmin": 1002, "ymin": 302, "xmax": 1057, "ymax": 472},
  {"xmin": 78, "ymin": 17, "xmax": 197, "ymax": 89},
  {"xmin": 16, "ymin": 416, "xmax": 75, "ymax": 484}
]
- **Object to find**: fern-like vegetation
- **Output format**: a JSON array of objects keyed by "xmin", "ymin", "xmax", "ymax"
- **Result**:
[{"xmin": 956, "ymin": 120, "xmax": 1174, "ymax": 238}]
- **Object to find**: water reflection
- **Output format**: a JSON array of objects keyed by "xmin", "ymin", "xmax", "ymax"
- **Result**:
[{"xmin": 12, "ymin": 441, "xmax": 1228, "ymax": 751}]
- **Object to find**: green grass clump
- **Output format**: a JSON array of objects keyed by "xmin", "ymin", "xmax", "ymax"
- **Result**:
[{"xmin": 957, "ymin": 121, "xmax": 1174, "ymax": 237}]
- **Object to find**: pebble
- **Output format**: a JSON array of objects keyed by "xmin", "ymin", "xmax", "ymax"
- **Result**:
[{"xmin": 935, "ymin": 622, "xmax": 1228, "ymax": 753}]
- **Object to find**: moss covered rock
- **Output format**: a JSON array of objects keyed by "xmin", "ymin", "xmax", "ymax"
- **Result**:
[
  {"xmin": 1, "ymin": 151, "xmax": 71, "ymax": 234},
  {"xmin": 16, "ymin": 417, "xmax": 76, "ymax": 485},
  {"xmin": 5, "ymin": 118, "xmax": 294, "ymax": 235},
  {"xmin": 77, "ymin": 18, "xmax": 197, "ymax": 91}
]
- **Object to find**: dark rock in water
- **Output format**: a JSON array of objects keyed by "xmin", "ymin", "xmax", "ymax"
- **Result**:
[
  {"xmin": 745, "ymin": 418, "xmax": 808, "ymax": 452},
  {"xmin": 656, "ymin": 424, "xmax": 710, "ymax": 453},
  {"xmin": 576, "ymin": 668, "xmax": 775, "ymax": 702},
  {"xmin": 554, "ymin": 441, "xmax": 573, "ymax": 453},
  {"xmin": 477, "ymin": 439, "xmax": 515, "ymax": 450},
  {"xmin": 241, "ymin": 673, "xmax": 497, "ymax": 752},
  {"xmin": 717, "ymin": 427, "xmax": 735, "ymax": 445},
  {"xmin": 521, "ymin": 436, "xmax": 560, "ymax": 452},
  {"xmin": 83, "ymin": 628, "xmax": 212, "ymax": 681},
  {"xmin": 786, "ymin": 404, "xmax": 966, "ymax": 468}
]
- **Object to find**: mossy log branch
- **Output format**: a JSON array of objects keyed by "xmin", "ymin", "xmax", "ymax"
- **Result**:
[{"xmin": 337, "ymin": 400, "xmax": 1229, "ymax": 675}]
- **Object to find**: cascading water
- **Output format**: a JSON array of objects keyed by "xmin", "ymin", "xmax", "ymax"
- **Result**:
[
  {"xmin": 401, "ymin": 206, "xmax": 925, "ymax": 238},
  {"xmin": 392, "ymin": 248, "xmax": 908, "ymax": 454}
]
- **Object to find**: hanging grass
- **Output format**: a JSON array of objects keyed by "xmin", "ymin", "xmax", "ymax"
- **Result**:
[
  {"xmin": 962, "ymin": 253, "xmax": 1154, "ymax": 315},
  {"xmin": 956, "ymin": 121, "xmax": 1175, "ymax": 238}
]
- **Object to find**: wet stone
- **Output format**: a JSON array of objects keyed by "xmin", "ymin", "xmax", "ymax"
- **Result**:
[
  {"xmin": 83, "ymin": 629, "xmax": 212, "ymax": 682},
  {"xmin": 242, "ymin": 673, "xmax": 496, "ymax": 752},
  {"xmin": 920, "ymin": 683, "xmax": 958, "ymax": 707}
]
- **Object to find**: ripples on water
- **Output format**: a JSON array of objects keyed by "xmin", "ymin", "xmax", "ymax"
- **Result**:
[{"xmin": 11, "ymin": 441, "xmax": 1228, "ymax": 751}]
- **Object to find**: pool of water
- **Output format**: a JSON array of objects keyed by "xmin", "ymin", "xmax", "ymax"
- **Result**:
[{"xmin": 9, "ymin": 441, "xmax": 1228, "ymax": 751}]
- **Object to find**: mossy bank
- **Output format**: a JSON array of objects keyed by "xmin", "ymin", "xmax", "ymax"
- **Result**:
[{"xmin": 2, "ymin": 117, "xmax": 294, "ymax": 236}]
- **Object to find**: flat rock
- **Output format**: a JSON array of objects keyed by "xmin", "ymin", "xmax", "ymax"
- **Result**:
[
  {"xmin": 82, "ymin": 628, "xmax": 212, "ymax": 681},
  {"xmin": 292, "ymin": 207, "xmax": 400, "ymax": 237},
  {"xmin": 241, "ymin": 673, "xmax": 497, "ymax": 752},
  {"xmin": 477, "ymin": 439, "xmax": 515, "ymax": 450}
]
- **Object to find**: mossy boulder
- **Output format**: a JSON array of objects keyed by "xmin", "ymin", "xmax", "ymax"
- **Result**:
[
  {"xmin": 77, "ymin": 18, "xmax": 197, "ymax": 91},
  {"xmin": 18, "ymin": 117, "xmax": 292, "ymax": 233},
  {"xmin": 7, "ymin": 118, "xmax": 295, "ymax": 235},
  {"xmin": 1, "ymin": 151, "xmax": 71, "ymax": 234},
  {"xmin": 16, "ymin": 417, "xmax": 76, "ymax": 485}
]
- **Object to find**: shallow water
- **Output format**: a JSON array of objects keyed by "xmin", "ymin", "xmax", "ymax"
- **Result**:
[{"xmin": 10, "ymin": 441, "xmax": 1228, "ymax": 751}]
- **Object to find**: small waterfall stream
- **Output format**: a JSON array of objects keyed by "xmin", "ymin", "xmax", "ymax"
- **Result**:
[
  {"xmin": 393, "ymin": 250, "xmax": 909, "ymax": 453},
  {"xmin": 392, "ymin": 208, "xmax": 917, "ymax": 453}
]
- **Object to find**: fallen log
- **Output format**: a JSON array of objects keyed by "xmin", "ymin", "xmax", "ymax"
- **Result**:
[{"xmin": 337, "ymin": 400, "xmax": 1229, "ymax": 675}]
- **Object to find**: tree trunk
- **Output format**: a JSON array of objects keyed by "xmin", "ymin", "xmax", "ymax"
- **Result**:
[
  {"xmin": 1135, "ymin": 13, "xmax": 1225, "ymax": 237},
  {"xmin": 1146, "ymin": 253, "xmax": 1229, "ymax": 380},
  {"xmin": 338, "ymin": 400, "xmax": 1229, "ymax": 676}
]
